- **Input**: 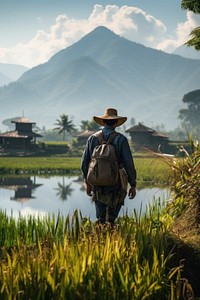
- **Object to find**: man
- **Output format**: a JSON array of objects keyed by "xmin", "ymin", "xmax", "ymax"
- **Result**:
[{"xmin": 81, "ymin": 108, "xmax": 137, "ymax": 225}]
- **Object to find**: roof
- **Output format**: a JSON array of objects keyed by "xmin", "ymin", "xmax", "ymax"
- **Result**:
[
  {"xmin": 0, "ymin": 177, "xmax": 42, "ymax": 189},
  {"xmin": 11, "ymin": 117, "xmax": 36, "ymax": 124},
  {"xmin": 126, "ymin": 122, "xmax": 168, "ymax": 138},
  {"xmin": 152, "ymin": 132, "xmax": 169, "ymax": 138},
  {"xmin": 126, "ymin": 123, "xmax": 154, "ymax": 133},
  {"xmin": 0, "ymin": 131, "xmax": 42, "ymax": 138},
  {"xmin": 75, "ymin": 130, "xmax": 96, "ymax": 138},
  {"xmin": 0, "ymin": 184, "xmax": 42, "ymax": 190}
]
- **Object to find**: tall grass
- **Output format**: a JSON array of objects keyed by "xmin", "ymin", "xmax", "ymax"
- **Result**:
[
  {"xmin": 0, "ymin": 206, "xmax": 180, "ymax": 300},
  {"xmin": 0, "ymin": 153, "xmax": 189, "ymax": 299},
  {"xmin": 163, "ymin": 140, "xmax": 200, "ymax": 219},
  {"xmin": 135, "ymin": 157, "xmax": 171, "ymax": 186}
]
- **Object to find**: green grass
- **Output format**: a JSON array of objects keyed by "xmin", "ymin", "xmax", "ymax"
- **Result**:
[
  {"xmin": 0, "ymin": 157, "xmax": 81, "ymax": 175},
  {"xmin": 0, "ymin": 156, "xmax": 171, "ymax": 185},
  {"xmin": 135, "ymin": 157, "xmax": 171, "ymax": 186},
  {"xmin": 0, "ymin": 208, "xmax": 180, "ymax": 300},
  {"xmin": 1, "ymin": 149, "xmax": 198, "ymax": 299}
]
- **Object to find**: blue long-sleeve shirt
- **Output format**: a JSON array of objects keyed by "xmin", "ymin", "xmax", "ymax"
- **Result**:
[{"xmin": 81, "ymin": 126, "xmax": 137, "ymax": 187}]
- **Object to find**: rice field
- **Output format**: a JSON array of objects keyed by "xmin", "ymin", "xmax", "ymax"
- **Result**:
[
  {"xmin": 0, "ymin": 156, "xmax": 171, "ymax": 186},
  {"xmin": 0, "ymin": 157, "xmax": 81, "ymax": 175},
  {"xmin": 0, "ymin": 207, "xmax": 180, "ymax": 300},
  {"xmin": 0, "ymin": 155, "xmax": 182, "ymax": 299}
]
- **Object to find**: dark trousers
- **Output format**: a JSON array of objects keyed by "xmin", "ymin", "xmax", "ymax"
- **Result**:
[{"xmin": 95, "ymin": 200, "xmax": 122, "ymax": 224}]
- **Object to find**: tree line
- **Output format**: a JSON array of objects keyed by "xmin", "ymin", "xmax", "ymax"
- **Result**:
[{"xmin": 52, "ymin": 88, "xmax": 200, "ymax": 141}]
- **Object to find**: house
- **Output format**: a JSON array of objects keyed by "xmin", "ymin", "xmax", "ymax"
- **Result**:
[
  {"xmin": 0, "ymin": 177, "xmax": 42, "ymax": 202},
  {"xmin": 0, "ymin": 117, "xmax": 42, "ymax": 151},
  {"xmin": 126, "ymin": 122, "xmax": 169, "ymax": 152},
  {"xmin": 74, "ymin": 130, "xmax": 96, "ymax": 146}
]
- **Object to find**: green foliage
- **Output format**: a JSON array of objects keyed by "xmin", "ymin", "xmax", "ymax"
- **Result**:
[
  {"xmin": 0, "ymin": 157, "xmax": 171, "ymax": 186},
  {"xmin": 134, "ymin": 157, "xmax": 171, "ymax": 187},
  {"xmin": 179, "ymin": 90, "xmax": 200, "ymax": 139},
  {"xmin": 80, "ymin": 119, "xmax": 100, "ymax": 131},
  {"xmin": 165, "ymin": 140, "xmax": 200, "ymax": 218},
  {"xmin": 181, "ymin": 0, "xmax": 200, "ymax": 50},
  {"xmin": 186, "ymin": 26, "xmax": 200, "ymax": 51},
  {"xmin": 0, "ymin": 157, "xmax": 81, "ymax": 175},
  {"xmin": 54, "ymin": 114, "xmax": 76, "ymax": 141},
  {"xmin": 0, "ymin": 209, "xmax": 180, "ymax": 299},
  {"xmin": 1, "ymin": 148, "xmax": 199, "ymax": 298},
  {"xmin": 181, "ymin": 0, "xmax": 200, "ymax": 14}
]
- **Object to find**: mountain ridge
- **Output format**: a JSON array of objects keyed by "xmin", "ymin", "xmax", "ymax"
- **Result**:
[
  {"xmin": 0, "ymin": 63, "xmax": 28, "ymax": 87},
  {"xmin": 0, "ymin": 26, "xmax": 200, "ymax": 131}
]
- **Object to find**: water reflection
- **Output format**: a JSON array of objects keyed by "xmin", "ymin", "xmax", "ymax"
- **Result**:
[
  {"xmin": 54, "ymin": 177, "xmax": 73, "ymax": 201},
  {"xmin": 0, "ymin": 177, "xmax": 42, "ymax": 202},
  {"xmin": 0, "ymin": 176, "xmax": 170, "ymax": 221}
]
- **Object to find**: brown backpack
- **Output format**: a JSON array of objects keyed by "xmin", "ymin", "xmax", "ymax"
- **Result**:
[{"xmin": 87, "ymin": 131, "xmax": 119, "ymax": 186}]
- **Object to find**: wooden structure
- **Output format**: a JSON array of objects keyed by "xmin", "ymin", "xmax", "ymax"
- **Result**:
[
  {"xmin": 0, "ymin": 117, "xmax": 42, "ymax": 151},
  {"xmin": 126, "ymin": 122, "xmax": 169, "ymax": 152},
  {"xmin": 0, "ymin": 177, "xmax": 42, "ymax": 202},
  {"xmin": 74, "ymin": 130, "xmax": 96, "ymax": 146}
]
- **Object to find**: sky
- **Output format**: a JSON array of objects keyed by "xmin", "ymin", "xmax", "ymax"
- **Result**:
[{"xmin": 0, "ymin": 0, "xmax": 200, "ymax": 68}]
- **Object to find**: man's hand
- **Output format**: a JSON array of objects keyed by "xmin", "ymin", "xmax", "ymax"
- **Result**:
[
  {"xmin": 85, "ymin": 181, "xmax": 93, "ymax": 196},
  {"xmin": 128, "ymin": 186, "xmax": 136, "ymax": 199}
]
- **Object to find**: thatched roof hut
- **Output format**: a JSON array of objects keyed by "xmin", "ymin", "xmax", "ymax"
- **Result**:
[
  {"xmin": 126, "ymin": 122, "xmax": 169, "ymax": 151},
  {"xmin": 0, "ymin": 117, "xmax": 42, "ymax": 150}
]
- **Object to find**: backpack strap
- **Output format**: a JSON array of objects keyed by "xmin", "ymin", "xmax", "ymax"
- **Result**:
[
  {"xmin": 94, "ymin": 130, "xmax": 104, "ymax": 144},
  {"xmin": 107, "ymin": 132, "xmax": 119, "ymax": 144},
  {"xmin": 94, "ymin": 130, "xmax": 119, "ymax": 145}
]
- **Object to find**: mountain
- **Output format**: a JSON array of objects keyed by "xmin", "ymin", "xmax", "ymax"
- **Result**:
[
  {"xmin": 0, "ymin": 63, "xmax": 28, "ymax": 87},
  {"xmin": 0, "ymin": 26, "xmax": 200, "ymax": 131},
  {"xmin": 0, "ymin": 71, "xmax": 12, "ymax": 87},
  {"xmin": 173, "ymin": 44, "xmax": 200, "ymax": 60}
]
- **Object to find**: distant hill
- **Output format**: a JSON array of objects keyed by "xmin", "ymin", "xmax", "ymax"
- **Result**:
[
  {"xmin": 0, "ymin": 26, "xmax": 200, "ymax": 131},
  {"xmin": 0, "ymin": 63, "xmax": 28, "ymax": 87},
  {"xmin": 0, "ymin": 71, "xmax": 12, "ymax": 87},
  {"xmin": 173, "ymin": 44, "xmax": 200, "ymax": 60}
]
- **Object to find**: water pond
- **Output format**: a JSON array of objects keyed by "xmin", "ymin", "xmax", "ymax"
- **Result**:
[{"xmin": 0, "ymin": 176, "xmax": 170, "ymax": 221}]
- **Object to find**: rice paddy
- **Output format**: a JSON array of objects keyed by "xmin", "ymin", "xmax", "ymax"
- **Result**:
[
  {"xmin": 0, "ymin": 156, "xmax": 171, "ymax": 186},
  {"xmin": 0, "ymin": 207, "xmax": 180, "ymax": 300},
  {"xmin": 0, "ymin": 157, "xmax": 81, "ymax": 175},
  {"xmin": 0, "ymin": 151, "xmax": 198, "ymax": 299}
]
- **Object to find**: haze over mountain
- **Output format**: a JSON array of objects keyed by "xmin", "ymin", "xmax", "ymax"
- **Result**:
[
  {"xmin": 173, "ymin": 45, "xmax": 200, "ymax": 61},
  {"xmin": 0, "ymin": 26, "xmax": 200, "ymax": 131},
  {"xmin": 0, "ymin": 63, "xmax": 28, "ymax": 87}
]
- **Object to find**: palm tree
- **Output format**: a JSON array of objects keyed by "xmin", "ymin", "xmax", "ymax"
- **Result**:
[
  {"xmin": 54, "ymin": 177, "xmax": 73, "ymax": 201},
  {"xmin": 80, "ymin": 119, "xmax": 100, "ymax": 131},
  {"xmin": 54, "ymin": 114, "xmax": 76, "ymax": 141}
]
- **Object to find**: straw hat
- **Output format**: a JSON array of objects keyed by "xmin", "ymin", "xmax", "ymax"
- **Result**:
[{"xmin": 93, "ymin": 108, "xmax": 127, "ymax": 127}]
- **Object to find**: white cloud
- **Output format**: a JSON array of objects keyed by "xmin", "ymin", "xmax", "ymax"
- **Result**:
[
  {"xmin": 87, "ymin": 5, "xmax": 167, "ymax": 48},
  {"xmin": 0, "ymin": 5, "xmax": 198, "ymax": 68},
  {"xmin": 157, "ymin": 11, "xmax": 200, "ymax": 52}
]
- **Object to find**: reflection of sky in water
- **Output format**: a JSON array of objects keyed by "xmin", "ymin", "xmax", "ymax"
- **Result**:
[{"xmin": 0, "ymin": 176, "xmax": 170, "ymax": 221}]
